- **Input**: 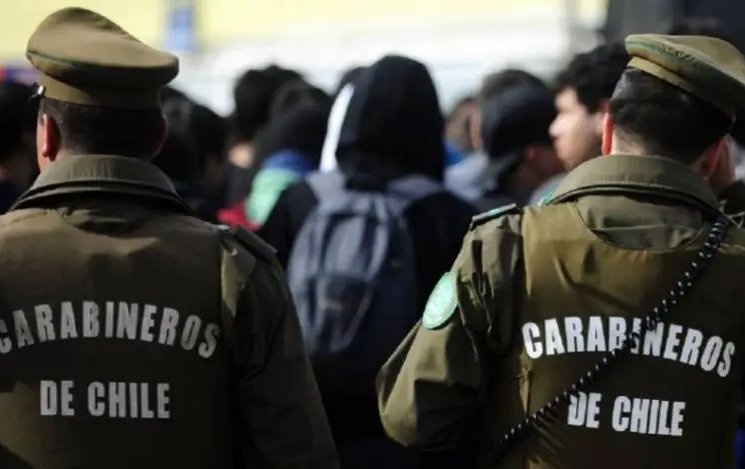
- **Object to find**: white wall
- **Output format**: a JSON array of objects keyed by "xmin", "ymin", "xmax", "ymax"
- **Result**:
[{"xmin": 173, "ymin": 5, "xmax": 604, "ymax": 115}]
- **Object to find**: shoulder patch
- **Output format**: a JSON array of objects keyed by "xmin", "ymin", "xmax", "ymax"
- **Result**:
[
  {"xmin": 422, "ymin": 272, "xmax": 458, "ymax": 330},
  {"xmin": 537, "ymin": 190, "xmax": 555, "ymax": 207},
  {"xmin": 470, "ymin": 203, "xmax": 521, "ymax": 230},
  {"xmin": 218, "ymin": 225, "xmax": 276, "ymax": 263}
]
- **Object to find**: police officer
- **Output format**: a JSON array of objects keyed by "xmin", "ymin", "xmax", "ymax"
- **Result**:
[
  {"xmin": 377, "ymin": 35, "xmax": 745, "ymax": 468},
  {"xmin": 0, "ymin": 8, "xmax": 338, "ymax": 468}
]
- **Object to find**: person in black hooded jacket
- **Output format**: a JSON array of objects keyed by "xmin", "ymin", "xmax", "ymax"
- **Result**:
[{"xmin": 258, "ymin": 55, "xmax": 475, "ymax": 469}]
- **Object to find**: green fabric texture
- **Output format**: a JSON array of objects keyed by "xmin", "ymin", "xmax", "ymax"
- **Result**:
[{"xmin": 245, "ymin": 168, "xmax": 303, "ymax": 226}]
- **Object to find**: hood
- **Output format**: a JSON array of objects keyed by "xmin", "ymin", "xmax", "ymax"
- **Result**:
[{"xmin": 336, "ymin": 55, "xmax": 445, "ymax": 182}]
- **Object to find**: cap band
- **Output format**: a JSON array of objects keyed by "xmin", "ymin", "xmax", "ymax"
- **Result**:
[
  {"xmin": 38, "ymin": 71, "xmax": 161, "ymax": 109},
  {"xmin": 628, "ymin": 56, "xmax": 736, "ymax": 119}
]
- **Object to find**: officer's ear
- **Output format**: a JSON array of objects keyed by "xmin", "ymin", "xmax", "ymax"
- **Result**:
[
  {"xmin": 601, "ymin": 112, "xmax": 614, "ymax": 155},
  {"xmin": 592, "ymin": 99, "xmax": 610, "ymax": 136},
  {"xmin": 36, "ymin": 112, "xmax": 61, "ymax": 172},
  {"xmin": 697, "ymin": 137, "xmax": 727, "ymax": 180}
]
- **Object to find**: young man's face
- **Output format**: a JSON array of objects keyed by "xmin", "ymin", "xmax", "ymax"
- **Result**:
[{"xmin": 550, "ymin": 88, "xmax": 604, "ymax": 170}]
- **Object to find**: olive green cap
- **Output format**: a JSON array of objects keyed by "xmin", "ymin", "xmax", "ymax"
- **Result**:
[
  {"xmin": 26, "ymin": 7, "xmax": 178, "ymax": 109},
  {"xmin": 625, "ymin": 34, "xmax": 745, "ymax": 119}
]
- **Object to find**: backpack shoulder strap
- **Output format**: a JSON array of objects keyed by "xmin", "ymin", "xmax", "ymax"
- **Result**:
[
  {"xmin": 387, "ymin": 175, "xmax": 444, "ymax": 215},
  {"xmin": 306, "ymin": 171, "xmax": 346, "ymax": 203}
]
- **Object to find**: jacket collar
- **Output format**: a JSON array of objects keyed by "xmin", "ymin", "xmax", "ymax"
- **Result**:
[
  {"xmin": 550, "ymin": 154, "xmax": 721, "ymax": 216},
  {"xmin": 12, "ymin": 154, "xmax": 192, "ymax": 213}
]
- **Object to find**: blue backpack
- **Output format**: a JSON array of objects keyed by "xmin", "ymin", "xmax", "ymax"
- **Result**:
[{"xmin": 287, "ymin": 171, "xmax": 442, "ymax": 393}]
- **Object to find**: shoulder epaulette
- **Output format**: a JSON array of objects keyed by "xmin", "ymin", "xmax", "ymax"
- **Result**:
[
  {"xmin": 218, "ymin": 225, "xmax": 276, "ymax": 263},
  {"xmin": 470, "ymin": 203, "xmax": 521, "ymax": 230}
]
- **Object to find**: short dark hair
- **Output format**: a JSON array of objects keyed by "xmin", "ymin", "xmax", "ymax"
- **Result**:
[
  {"xmin": 0, "ymin": 82, "xmax": 37, "ymax": 162},
  {"xmin": 269, "ymin": 80, "xmax": 330, "ymax": 120},
  {"xmin": 255, "ymin": 102, "xmax": 330, "ymax": 167},
  {"xmin": 665, "ymin": 18, "xmax": 732, "ymax": 41},
  {"xmin": 157, "ymin": 87, "xmax": 227, "ymax": 180},
  {"xmin": 481, "ymin": 85, "xmax": 556, "ymax": 159},
  {"xmin": 609, "ymin": 68, "xmax": 731, "ymax": 164},
  {"xmin": 231, "ymin": 65, "xmax": 302, "ymax": 142},
  {"xmin": 40, "ymin": 98, "xmax": 163, "ymax": 158},
  {"xmin": 479, "ymin": 69, "xmax": 545, "ymax": 102},
  {"xmin": 555, "ymin": 44, "xmax": 629, "ymax": 112}
]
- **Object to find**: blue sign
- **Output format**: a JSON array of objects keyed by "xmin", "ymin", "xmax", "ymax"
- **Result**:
[{"xmin": 167, "ymin": 0, "xmax": 196, "ymax": 53}]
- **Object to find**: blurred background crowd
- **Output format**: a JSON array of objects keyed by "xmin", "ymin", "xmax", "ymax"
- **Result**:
[{"xmin": 2, "ymin": 1, "xmax": 745, "ymax": 468}]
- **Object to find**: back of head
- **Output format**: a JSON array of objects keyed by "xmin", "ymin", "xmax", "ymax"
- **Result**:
[
  {"xmin": 481, "ymin": 85, "xmax": 556, "ymax": 160},
  {"xmin": 155, "ymin": 89, "xmax": 201, "ymax": 183},
  {"xmin": 666, "ymin": 18, "xmax": 733, "ymax": 40},
  {"xmin": 269, "ymin": 80, "xmax": 331, "ymax": 121},
  {"xmin": 39, "ymin": 98, "xmax": 165, "ymax": 159},
  {"xmin": 255, "ymin": 102, "xmax": 331, "ymax": 168},
  {"xmin": 610, "ymin": 34, "xmax": 745, "ymax": 165},
  {"xmin": 556, "ymin": 43, "xmax": 630, "ymax": 112},
  {"xmin": 27, "ymin": 7, "xmax": 179, "ymax": 160},
  {"xmin": 609, "ymin": 68, "xmax": 731, "ymax": 164},
  {"xmin": 0, "ymin": 81, "xmax": 36, "ymax": 163},
  {"xmin": 231, "ymin": 65, "xmax": 303, "ymax": 142},
  {"xmin": 479, "ymin": 69, "xmax": 546, "ymax": 102},
  {"xmin": 190, "ymin": 102, "xmax": 227, "ymax": 170},
  {"xmin": 335, "ymin": 55, "xmax": 445, "ymax": 182}
]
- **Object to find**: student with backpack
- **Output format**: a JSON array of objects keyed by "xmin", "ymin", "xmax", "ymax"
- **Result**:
[{"xmin": 259, "ymin": 55, "xmax": 476, "ymax": 469}]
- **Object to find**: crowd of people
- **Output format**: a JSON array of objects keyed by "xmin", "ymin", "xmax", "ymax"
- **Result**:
[
  {"xmin": 174, "ymin": 27, "xmax": 745, "ymax": 467},
  {"xmin": 4, "ymin": 7, "xmax": 745, "ymax": 468}
]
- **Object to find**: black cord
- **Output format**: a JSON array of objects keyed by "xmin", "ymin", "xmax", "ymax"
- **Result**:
[{"xmin": 483, "ymin": 216, "xmax": 731, "ymax": 465}]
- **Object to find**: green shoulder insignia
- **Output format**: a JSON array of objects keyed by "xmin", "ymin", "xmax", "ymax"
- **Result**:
[
  {"xmin": 422, "ymin": 272, "xmax": 459, "ymax": 330},
  {"xmin": 470, "ymin": 203, "xmax": 521, "ymax": 230},
  {"xmin": 538, "ymin": 190, "xmax": 555, "ymax": 207},
  {"xmin": 218, "ymin": 225, "xmax": 276, "ymax": 263}
]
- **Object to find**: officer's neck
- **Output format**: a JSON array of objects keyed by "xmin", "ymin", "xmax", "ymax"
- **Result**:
[
  {"xmin": 608, "ymin": 132, "xmax": 711, "ymax": 181},
  {"xmin": 608, "ymin": 133, "xmax": 647, "ymax": 156}
]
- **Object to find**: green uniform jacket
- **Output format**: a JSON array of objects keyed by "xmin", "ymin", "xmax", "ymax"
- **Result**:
[
  {"xmin": 378, "ymin": 154, "xmax": 745, "ymax": 468},
  {"xmin": 0, "ymin": 155, "xmax": 338, "ymax": 469}
]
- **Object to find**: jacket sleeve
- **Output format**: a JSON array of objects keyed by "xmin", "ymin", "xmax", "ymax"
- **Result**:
[
  {"xmin": 232, "ymin": 257, "xmax": 339, "ymax": 469},
  {"xmin": 376, "ymin": 214, "xmax": 523, "ymax": 450},
  {"xmin": 256, "ymin": 189, "xmax": 295, "ymax": 268}
]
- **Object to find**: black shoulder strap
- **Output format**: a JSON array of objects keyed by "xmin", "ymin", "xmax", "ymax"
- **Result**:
[{"xmin": 482, "ymin": 215, "xmax": 731, "ymax": 464}]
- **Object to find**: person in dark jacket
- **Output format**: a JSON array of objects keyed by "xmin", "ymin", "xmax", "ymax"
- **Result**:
[
  {"xmin": 155, "ymin": 87, "xmax": 227, "ymax": 222},
  {"xmin": 445, "ymin": 69, "xmax": 549, "ymax": 202},
  {"xmin": 224, "ymin": 65, "xmax": 303, "ymax": 205},
  {"xmin": 219, "ymin": 101, "xmax": 331, "ymax": 230},
  {"xmin": 259, "ymin": 55, "xmax": 476, "ymax": 469},
  {"xmin": 474, "ymin": 84, "xmax": 563, "ymax": 211},
  {"xmin": 0, "ymin": 81, "xmax": 37, "ymax": 213}
]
